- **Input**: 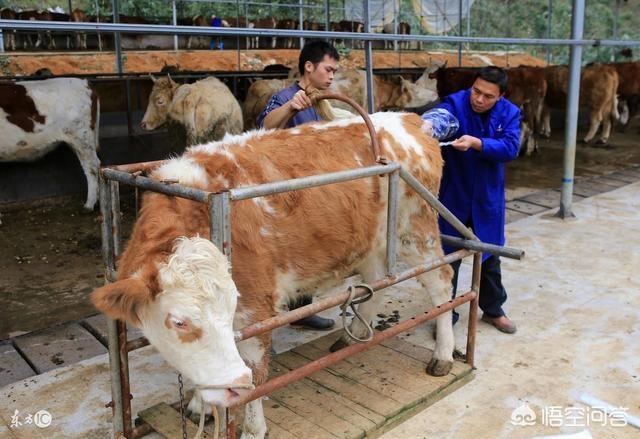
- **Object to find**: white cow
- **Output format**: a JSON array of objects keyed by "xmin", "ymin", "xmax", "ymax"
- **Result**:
[{"xmin": 0, "ymin": 78, "xmax": 100, "ymax": 223}]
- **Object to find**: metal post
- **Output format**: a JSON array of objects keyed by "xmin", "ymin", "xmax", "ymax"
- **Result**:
[
  {"xmin": 325, "ymin": 0, "xmax": 330, "ymax": 35},
  {"xmin": 466, "ymin": 0, "xmax": 471, "ymax": 50},
  {"xmin": 457, "ymin": 0, "xmax": 463, "ymax": 65},
  {"xmin": 612, "ymin": 0, "xmax": 620, "ymax": 62},
  {"xmin": 299, "ymin": 0, "xmax": 304, "ymax": 49},
  {"xmin": 112, "ymin": 0, "xmax": 123, "ymax": 74},
  {"xmin": 209, "ymin": 192, "xmax": 232, "ymax": 259},
  {"xmin": 546, "ymin": 0, "xmax": 553, "ymax": 65},
  {"xmin": 466, "ymin": 252, "xmax": 481, "ymax": 367},
  {"xmin": 109, "ymin": 181, "xmax": 122, "ymax": 257},
  {"xmin": 557, "ymin": 0, "xmax": 585, "ymax": 219},
  {"xmin": 386, "ymin": 170, "xmax": 399, "ymax": 275},
  {"xmin": 363, "ymin": 0, "xmax": 375, "ymax": 113},
  {"xmin": 99, "ymin": 175, "xmax": 124, "ymax": 437},
  {"xmin": 172, "ymin": 0, "xmax": 178, "ymax": 50},
  {"xmin": 0, "ymin": 28, "xmax": 4, "ymax": 53}
]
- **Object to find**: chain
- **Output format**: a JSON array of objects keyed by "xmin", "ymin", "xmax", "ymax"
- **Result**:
[{"xmin": 178, "ymin": 373, "xmax": 188, "ymax": 439}]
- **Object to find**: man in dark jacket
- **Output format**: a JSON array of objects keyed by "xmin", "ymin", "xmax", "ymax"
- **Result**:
[
  {"xmin": 422, "ymin": 66, "xmax": 521, "ymax": 334},
  {"xmin": 257, "ymin": 41, "xmax": 340, "ymax": 330}
]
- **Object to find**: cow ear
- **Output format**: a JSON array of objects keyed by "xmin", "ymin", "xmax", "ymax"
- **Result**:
[{"xmin": 91, "ymin": 278, "xmax": 153, "ymax": 326}]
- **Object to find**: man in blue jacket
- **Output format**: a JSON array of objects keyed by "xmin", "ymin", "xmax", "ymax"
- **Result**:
[{"xmin": 422, "ymin": 66, "xmax": 520, "ymax": 334}]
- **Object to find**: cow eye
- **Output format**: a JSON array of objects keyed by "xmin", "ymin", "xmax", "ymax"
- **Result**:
[{"xmin": 170, "ymin": 317, "xmax": 188, "ymax": 330}]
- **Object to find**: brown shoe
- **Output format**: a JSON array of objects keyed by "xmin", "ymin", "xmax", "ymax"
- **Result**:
[{"xmin": 481, "ymin": 314, "xmax": 517, "ymax": 334}]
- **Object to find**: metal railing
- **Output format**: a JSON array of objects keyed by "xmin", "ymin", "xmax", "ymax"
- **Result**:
[{"xmin": 98, "ymin": 156, "xmax": 523, "ymax": 438}]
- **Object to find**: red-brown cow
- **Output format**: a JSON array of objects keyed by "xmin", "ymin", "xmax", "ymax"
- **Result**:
[{"xmin": 277, "ymin": 18, "xmax": 297, "ymax": 49}]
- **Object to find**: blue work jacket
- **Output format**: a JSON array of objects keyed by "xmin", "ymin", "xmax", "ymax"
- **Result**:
[{"xmin": 436, "ymin": 89, "xmax": 521, "ymax": 260}]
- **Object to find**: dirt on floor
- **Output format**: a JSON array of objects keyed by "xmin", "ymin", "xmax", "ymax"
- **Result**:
[
  {"xmin": 3, "ymin": 49, "xmax": 546, "ymax": 76},
  {"xmin": 1, "ymin": 121, "xmax": 639, "ymax": 341}
]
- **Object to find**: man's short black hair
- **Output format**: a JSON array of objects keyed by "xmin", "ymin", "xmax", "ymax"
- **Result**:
[
  {"xmin": 298, "ymin": 41, "xmax": 339, "ymax": 75},
  {"xmin": 475, "ymin": 66, "xmax": 508, "ymax": 94}
]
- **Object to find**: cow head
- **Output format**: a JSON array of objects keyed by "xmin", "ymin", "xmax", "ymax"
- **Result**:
[
  {"xmin": 140, "ymin": 74, "xmax": 180, "ymax": 131},
  {"xmin": 400, "ymin": 77, "xmax": 439, "ymax": 109},
  {"xmin": 91, "ymin": 237, "xmax": 253, "ymax": 406}
]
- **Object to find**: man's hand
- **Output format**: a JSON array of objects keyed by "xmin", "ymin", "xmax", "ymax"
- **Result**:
[
  {"xmin": 289, "ymin": 90, "xmax": 313, "ymax": 111},
  {"xmin": 421, "ymin": 120, "xmax": 434, "ymax": 137},
  {"xmin": 452, "ymin": 135, "xmax": 482, "ymax": 152}
]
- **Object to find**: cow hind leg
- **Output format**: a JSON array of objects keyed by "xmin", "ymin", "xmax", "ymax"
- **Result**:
[
  {"xmin": 583, "ymin": 110, "xmax": 602, "ymax": 144},
  {"xmin": 540, "ymin": 105, "xmax": 551, "ymax": 138},
  {"xmin": 330, "ymin": 256, "xmax": 387, "ymax": 352},
  {"xmin": 67, "ymin": 139, "xmax": 100, "ymax": 210},
  {"xmin": 399, "ymin": 239, "xmax": 455, "ymax": 377}
]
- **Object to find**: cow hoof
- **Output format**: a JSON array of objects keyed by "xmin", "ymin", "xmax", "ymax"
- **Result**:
[
  {"xmin": 579, "ymin": 139, "xmax": 588, "ymax": 145},
  {"xmin": 329, "ymin": 337, "xmax": 350, "ymax": 352},
  {"xmin": 426, "ymin": 358, "xmax": 453, "ymax": 377}
]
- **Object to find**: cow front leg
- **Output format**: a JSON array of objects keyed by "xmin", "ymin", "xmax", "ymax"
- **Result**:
[{"xmin": 238, "ymin": 334, "xmax": 269, "ymax": 439}]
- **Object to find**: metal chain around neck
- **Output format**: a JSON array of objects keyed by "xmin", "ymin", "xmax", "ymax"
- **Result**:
[{"xmin": 178, "ymin": 373, "xmax": 188, "ymax": 439}]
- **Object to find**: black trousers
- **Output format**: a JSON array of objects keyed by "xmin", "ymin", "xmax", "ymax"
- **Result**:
[{"xmin": 450, "ymin": 254, "xmax": 507, "ymax": 325}]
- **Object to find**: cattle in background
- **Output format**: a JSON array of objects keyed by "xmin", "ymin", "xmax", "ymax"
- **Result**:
[
  {"xmin": 543, "ymin": 64, "xmax": 620, "ymax": 145},
  {"xmin": 610, "ymin": 61, "xmax": 640, "ymax": 127},
  {"xmin": 186, "ymin": 15, "xmax": 208, "ymax": 49},
  {"xmin": 243, "ymin": 79, "xmax": 288, "ymax": 129},
  {"xmin": 329, "ymin": 20, "xmax": 364, "ymax": 48},
  {"xmin": 88, "ymin": 14, "xmax": 112, "ymax": 50},
  {"xmin": 303, "ymin": 20, "xmax": 324, "ymax": 31},
  {"xmin": 223, "ymin": 16, "xmax": 255, "ymax": 49},
  {"xmin": 382, "ymin": 21, "xmax": 411, "ymax": 50},
  {"xmin": 18, "ymin": 10, "xmax": 57, "ymax": 50},
  {"xmin": 1, "ymin": 8, "xmax": 17, "ymax": 51},
  {"xmin": 250, "ymin": 17, "xmax": 277, "ymax": 49},
  {"xmin": 0, "ymin": 78, "xmax": 100, "ymax": 223},
  {"xmin": 277, "ymin": 18, "xmax": 297, "ymax": 49},
  {"xmin": 91, "ymin": 111, "xmax": 455, "ymax": 438},
  {"xmin": 429, "ymin": 66, "xmax": 548, "ymax": 154},
  {"xmin": 69, "ymin": 8, "xmax": 88, "ymax": 50},
  {"xmin": 140, "ymin": 75, "xmax": 243, "ymax": 147},
  {"xmin": 330, "ymin": 68, "xmax": 438, "ymax": 113}
]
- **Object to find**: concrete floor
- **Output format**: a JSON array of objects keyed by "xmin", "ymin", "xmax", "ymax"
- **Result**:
[
  {"xmin": 379, "ymin": 182, "xmax": 640, "ymax": 439},
  {"xmin": 1, "ymin": 181, "xmax": 638, "ymax": 438}
]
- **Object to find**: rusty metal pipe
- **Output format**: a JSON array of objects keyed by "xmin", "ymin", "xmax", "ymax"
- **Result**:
[
  {"xmin": 279, "ymin": 90, "xmax": 384, "ymax": 164},
  {"xmin": 107, "ymin": 159, "xmax": 166, "ymax": 174},
  {"xmin": 237, "ymin": 249, "xmax": 473, "ymax": 341},
  {"xmin": 117, "ymin": 321, "xmax": 133, "ymax": 437},
  {"xmin": 126, "ymin": 336, "xmax": 149, "ymax": 352},
  {"xmin": 232, "ymin": 291, "xmax": 476, "ymax": 407},
  {"xmin": 466, "ymin": 252, "xmax": 482, "ymax": 367}
]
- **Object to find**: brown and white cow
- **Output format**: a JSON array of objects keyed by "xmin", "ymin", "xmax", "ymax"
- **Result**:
[
  {"xmin": 140, "ymin": 75, "xmax": 243, "ymax": 147},
  {"xmin": 0, "ymin": 78, "xmax": 100, "ymax": 220},
  {"xmin": 18, "ymin": 9, "xmax": 56, "ymax": 50},
  {"xmin": 223, "ymin": 16, "xmax": 254, "ymax": 49},
  {"xmin": 69, "ymin": 8, "xmax": 88, "ymax": 50},
  {"xmin": 249, "ymin": 17, "xmax": 277, "ymax": 49},
  {"xmin": 542, "ymin": 64, "xmax": 620, "ymax": 145},
  {"xmin": 276, "ymin": 18, "xmax": 297, "ymax": 49},
  {"xmin": 91, "ymin": 112, "xmax": 454, "ymax": 438},
  {"xmin": 1, "ymin": 8, "xmax": 17, "ymax": 51},
  {"xmin": 186, "ymin": 14, "xmax": 208, "ymax": 49}
]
